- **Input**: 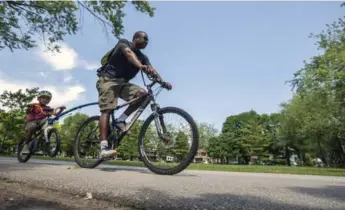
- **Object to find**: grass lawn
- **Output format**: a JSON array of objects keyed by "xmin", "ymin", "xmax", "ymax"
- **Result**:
[{"xmin": 2, "ymin": 154, "xmax": 345, "ymax": 177}]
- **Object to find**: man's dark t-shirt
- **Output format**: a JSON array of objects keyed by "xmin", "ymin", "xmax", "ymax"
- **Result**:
[{"xmin": 101, "ymin": 39, "xmax": 151, "ymax": 81}]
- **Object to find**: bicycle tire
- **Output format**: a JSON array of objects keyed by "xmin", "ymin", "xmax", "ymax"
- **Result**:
[
  {"xmin": 73, "ymin": 115, "xmax": 105, "ymax": 169},
  {"xmin": 46, "ymin": 127, "xmax": 61, "ymax": 157},
  {"xmin": 138, "ymin": 107, "xmax": 199, "ymax": 175},
  {"xmin": 17, "ymin": 139, "xmax": 33, "ymax": 163}
]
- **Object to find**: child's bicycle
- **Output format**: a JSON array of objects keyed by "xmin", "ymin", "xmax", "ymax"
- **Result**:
[
  {"xmin": 17, "ymin": 119, "xmax": 61, "ymax": 163},
  {"xmin": 73, "ymin": 71, "xmax": 199, "ymax": 175},
  {"xmin": 17, "ymin": 102, "xmax": 99, "ymax": 163}
]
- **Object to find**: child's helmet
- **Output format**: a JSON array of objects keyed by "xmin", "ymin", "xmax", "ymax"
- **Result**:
[{"xmin": 37, "ymin": 90, "xmax": 52, "ymax": 101}]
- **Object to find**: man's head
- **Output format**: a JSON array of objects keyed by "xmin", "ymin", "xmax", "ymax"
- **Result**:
[
  {"xmin": 37, "ymin": 90, "xmax": 52, "ymax": 106},
  {"xmin": 132, "ymin": 31, "xmax": 149, "ymax": 49}
]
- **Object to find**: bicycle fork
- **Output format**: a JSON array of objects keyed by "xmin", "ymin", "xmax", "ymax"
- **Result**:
[{"xmin": 151, "ymin": 103, "xmax": 168, "ymax": 137}]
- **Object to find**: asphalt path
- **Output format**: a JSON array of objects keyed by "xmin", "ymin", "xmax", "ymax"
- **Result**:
[{"xmin": 1, "ymin": 157, "xmax": 345, "ymax": 210}]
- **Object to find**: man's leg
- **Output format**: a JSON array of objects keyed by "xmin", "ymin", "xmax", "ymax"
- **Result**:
[
  {"xmin": 96, "ymin": 77, "xmax": 119, "ymax": 158},
  {"xmin": 115, "ymin": 83, "xmax": 148, "ymax": 130}
]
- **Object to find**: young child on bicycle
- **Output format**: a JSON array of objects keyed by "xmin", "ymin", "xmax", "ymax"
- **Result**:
[{"xmin": 21, "ymin": 90, "xmax": 66, "ymax": 154}]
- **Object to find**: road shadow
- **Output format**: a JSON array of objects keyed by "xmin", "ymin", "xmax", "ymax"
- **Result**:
[
  {"xmin": 98, "ymin": 167, "xmax": 198, "ymax": 177},
  {"xmin": 99, "ymin": 167, "xmax": 151, "ymax": 174},
  {"xmin": 0, "ymin": 162, "xmax": 36, "ymax": 173},
  {"xmin": 99, "ymin": 187, "xmax": 329, "ymax": 210},
  {"xmin": 0, "ymin": 157, "xmax": 197, "ymax": 177},
  {"xmin": 288, "ymin": 185, "xmax": 345, "ymax": 202},
  {"xmin": 2, "ymin": 197, "xmax": 71, "ymax": 210}
]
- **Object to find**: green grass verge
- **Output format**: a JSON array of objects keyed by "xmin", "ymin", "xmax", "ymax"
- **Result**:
[{"xmin": 2, "ymin": 154, "xmax": 345, "ymax": 176}]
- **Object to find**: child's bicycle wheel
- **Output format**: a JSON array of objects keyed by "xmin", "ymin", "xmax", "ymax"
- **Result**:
[{"xmin": 17, "ymin": 138, "xmax": 37, "ymax": 163}]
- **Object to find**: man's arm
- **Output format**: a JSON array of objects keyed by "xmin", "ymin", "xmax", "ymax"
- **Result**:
[
  {"xmin": 118, "ymin": 40, "xmax": 145, "ymax": 69},
  {"xmin": 142, "ymin": 54, "xmax": 163, "ymax": 82},
  {"xmin": 142, "ymin": 54, "xmax": 151, "ymax": 66}
]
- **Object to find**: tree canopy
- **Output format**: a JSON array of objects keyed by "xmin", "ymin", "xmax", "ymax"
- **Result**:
[{"xmin": 0, "ymin": 0, "xmax": 155, "ymax": 52}]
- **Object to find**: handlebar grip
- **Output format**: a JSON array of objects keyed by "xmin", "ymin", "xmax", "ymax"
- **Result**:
[{"xmin": 161, "ymin": 81, "xmax": 172, "ymax": 90}]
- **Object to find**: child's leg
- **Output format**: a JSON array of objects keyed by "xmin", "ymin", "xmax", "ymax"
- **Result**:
[
  {"xmin": 39, "ymin": 119, "xmax": 48, "ymax": 131},
  {"xmin": 23, "ymin": 121, "xmax": 38, "ymax": 143},
  {"xmin": 21, "ymin": 121, "xmax": 39, "ymax": 154}
]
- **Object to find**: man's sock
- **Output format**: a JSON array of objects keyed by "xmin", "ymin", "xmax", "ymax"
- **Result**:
[
  {"xmin": 117, "ymin": 113, "xmax": 128, "ymax": 122},
  {"xmin": 100, "ymin": 140, "xmax": 108, "ymax": 150}
]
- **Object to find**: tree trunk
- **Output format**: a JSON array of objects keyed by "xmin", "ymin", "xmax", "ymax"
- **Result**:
[{"xmin": 285, "ymin": 146, "xmax": 291, "ymax": 166}]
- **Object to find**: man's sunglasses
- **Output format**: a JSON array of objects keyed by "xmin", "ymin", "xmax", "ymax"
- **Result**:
[{"xmin": 142, "ymin": 36, "xmax": 149, "ymax": 41}]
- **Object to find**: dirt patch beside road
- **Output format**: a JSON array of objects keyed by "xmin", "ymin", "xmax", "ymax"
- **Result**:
[{"xmin": 0, "ymin": 179, "xmax": 135, "ymax": 210}]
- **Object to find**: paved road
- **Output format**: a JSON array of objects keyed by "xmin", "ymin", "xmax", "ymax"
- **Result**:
[{"xmin": 1, "ymin": 157, "xmax": 345, "ymax": 210}]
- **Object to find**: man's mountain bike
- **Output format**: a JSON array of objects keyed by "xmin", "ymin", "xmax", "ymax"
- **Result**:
[{"xmin": 72, "ymin": 71, "xmax": 199, "ymax": 175}]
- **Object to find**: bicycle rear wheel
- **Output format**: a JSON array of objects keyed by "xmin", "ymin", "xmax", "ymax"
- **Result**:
[
  {"xmin": 73, "ymin": 115, "xmax": 105, "ymax": 168},
  {"xmin": 138, "ymin": 107, "xmax": 199, "ymax": 175}
]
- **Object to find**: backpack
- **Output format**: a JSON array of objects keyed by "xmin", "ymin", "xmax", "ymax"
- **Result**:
[
  {"xmin": 100, "ymin": 39, "xmax": 131, "ymax": 66},
  {"xmin": 100, "ymin": 47, "xmax": 116, "ymax": 66},
  {"xmin": 97, "ymin": 39, "xmax": 132, "ymax": 77},
  {"xmin": 97, "ymin": 47, "xmax": 116, "ymax": 77}
]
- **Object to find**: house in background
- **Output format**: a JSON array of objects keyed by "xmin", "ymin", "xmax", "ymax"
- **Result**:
[{"xmin": 194, "ymin": 148, "xmax": 211, "ymax": 164}]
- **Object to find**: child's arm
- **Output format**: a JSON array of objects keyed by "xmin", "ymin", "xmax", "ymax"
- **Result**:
[
  {"xmin": 53, "ymin": 105, "xmax": 66, "ymax": 116},
  {"xmin": 26, "ymin": 103, "xmax": 37, "ymax": 113}
]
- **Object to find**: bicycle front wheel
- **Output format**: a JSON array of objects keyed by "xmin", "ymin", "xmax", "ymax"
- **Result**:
[
  {"xmin": 46, "ymin": 127, "xmax": 61, "ymax": 157},
  {"xmin": 138, "ymin": 107, "xmax": 199, "ymax": 175}
]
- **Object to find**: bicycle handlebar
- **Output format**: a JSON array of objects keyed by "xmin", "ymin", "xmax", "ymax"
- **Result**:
[{"xmin": 140, "ymin": 68, "xmax": 172, "ymax": 90}]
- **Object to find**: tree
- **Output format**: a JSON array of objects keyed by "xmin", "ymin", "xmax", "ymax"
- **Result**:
[
  {"xmin": 206, "ymin": 136, "xmax": 223, "ymax": 163},
  {"xmin": 279, "ymin": 3, "xmax": 345, "ymax": 167},
  {"xmin": 59, "ymin": 113, "xmax": 89, "ymax": 157},
  {"xmin": 0, "ymin": 87, "xmax": 39, "ymax": 153},
  {"xmin": 171, "ymin": 131, "xmax": 189, "ymax": 161},
  {"xmin": 0, "ymin": 0, "xmax": 155, "ymax": 52},
  {"xmin": 198, "ymin": 122, "xmax": 218, "ymax": 149},
  {"xmin": 117, "ymin": 120, "xmax": 143, "ymax": 160}
]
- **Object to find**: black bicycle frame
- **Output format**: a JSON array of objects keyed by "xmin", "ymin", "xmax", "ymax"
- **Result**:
[
  {"xmin": 110, "ymin": 72, "xmax": 167, "ymax": 145},
  {"xmin": 111, "ymin": 89, "xmax": 155, "ymax": 143}
]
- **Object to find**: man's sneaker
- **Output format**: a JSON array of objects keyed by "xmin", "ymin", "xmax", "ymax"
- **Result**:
[
  {"xmin": 21, "ymin": 143, "xmax": 30, "ymax": 155},
  {"xmin": 99, "ymin": 148, "xmax": 117, "ymax": 159}
]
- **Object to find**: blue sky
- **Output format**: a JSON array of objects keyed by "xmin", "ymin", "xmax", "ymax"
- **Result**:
[{"xmin": 0, "ymin": 1, "xmax": 342, "ymax": 132}]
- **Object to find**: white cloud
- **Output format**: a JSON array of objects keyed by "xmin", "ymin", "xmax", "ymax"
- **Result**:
[
  {"xmin": 39, "ymin": 71, "xmax": 48, "ymax": 78},
  {"xmin": 0, "ymin": 71, "xmax": 86, "ymax": 110},
  {"xmin": 63, "ymin": 75, "xmax": 73, "ymax": 83},
  {"xmin": 35, "ymin": 42, "xmax": 100, "ymax": 71},
  {"xmin": 78, "ymin": 59, "xmax": 101, "ymax": 71}
]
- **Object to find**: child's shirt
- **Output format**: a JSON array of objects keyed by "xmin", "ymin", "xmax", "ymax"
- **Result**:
[{"xmin": 26, "ymin": 103, "xmax": 54, "ymax": 121}]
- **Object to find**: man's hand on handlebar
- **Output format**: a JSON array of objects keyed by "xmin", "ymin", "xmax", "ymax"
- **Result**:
[
  {"xmin": 140, "ymin": 65, "xmax": 156, "ymax": 76},
  {"xmin": 140, "ymin": 65, "xmax": 172, "ymax": 90},
  {"xmin": 162, "ymin": 82, "xmax": 172, "ymax": 90}
]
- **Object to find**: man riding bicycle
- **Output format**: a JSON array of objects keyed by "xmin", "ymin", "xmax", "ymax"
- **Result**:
[{"xmin": 96, "ymin": 31, "xmax": 172, "ymax": 159}]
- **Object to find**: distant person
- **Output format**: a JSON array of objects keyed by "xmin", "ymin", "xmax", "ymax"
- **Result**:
[
  {"xmin": 96, "ymin": 31, "xmax": 171, "ymax": 159},
  {"xmin": 21, "ymin": 90, "xmax": 66, "ymax": 154}
]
